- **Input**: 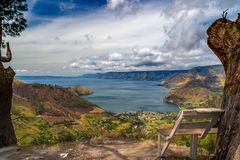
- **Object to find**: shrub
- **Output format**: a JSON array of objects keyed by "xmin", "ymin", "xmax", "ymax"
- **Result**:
[
  {"xmin": 32, "ymin": 121, "xmax": 57, "ymax": 144},
  {"xmin": 199, "ymin": 134, "xmax": 217, "ymax": 153},
  {"xmin": 58, "ymin": 130, "xmax": 77, "ymax": 142}
]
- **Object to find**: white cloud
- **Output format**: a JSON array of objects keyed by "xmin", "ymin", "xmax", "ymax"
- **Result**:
[
  {"xmin": 107, "ymin": 0, "xmax": 141, "ymax": 16},
  {"xmin": 163, "ymin": 8, "xmax": 207, "ymax": 52},
  {"xmin": 8, "ymin": 0, "xmax": 240, "ymax": 75},
  {"xmin": 108, "ymin": 52, "xmax": 123, "ymax": 61},
  {"xmin": 59, "ymin": 2, "xmax": 76, "ymax": 11},
  {"xmin": 16, "ymin": 69, "xmax": 28, "ymax": 73},
  {"xmin": 69, "ymin": 62, "xmax": 79, "ymax": 68},
  {"xmin": 107, "ymin": 0, "xmax": 125, "ymax": 9}
]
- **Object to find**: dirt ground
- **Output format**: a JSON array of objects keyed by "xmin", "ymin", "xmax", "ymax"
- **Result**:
[{"xmin": 0, "ymin": 139, "xmax": 191, "ymax": 160}]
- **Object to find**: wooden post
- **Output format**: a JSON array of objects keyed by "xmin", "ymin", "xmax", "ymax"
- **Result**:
[
  {"xmin": 201, "ymin": 116, "xmax": 219, "ymax": 139},
  {"xmin": 161, "ymin": 112, "xmax": 183, "ymax": 156},
  {"xmin": 157, "ymin": 133, "xmax": 161, "ymax": 157},
  {"xmin": 190, "ymin": 134, "xmax": 198, "ymax": 160}
]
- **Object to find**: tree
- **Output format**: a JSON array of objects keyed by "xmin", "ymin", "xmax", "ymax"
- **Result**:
[
  {"xmin": 207, "ymin": 13, "xmax": 240, "ymax": 159},
  {"xmin": 0, "ymin": 0, "xmax": 27, "ymax": 147}
]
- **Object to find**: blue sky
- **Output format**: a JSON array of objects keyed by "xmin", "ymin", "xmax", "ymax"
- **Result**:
[
  {"xmin": 32, "ymin": 0, "xmax": 107, "ymax": 17},
  {"xmin": 5, "ymin": 0, "xmax": 240, "ymax": 75}
]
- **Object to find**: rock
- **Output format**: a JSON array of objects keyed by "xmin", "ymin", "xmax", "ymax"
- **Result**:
[
  {"xmin": 59, "ymin": 153, "xmax": 69, "ymax": 159},
  {"xmin": 25, "ymin": 156, "xmax": 44, "ymax": 160}
]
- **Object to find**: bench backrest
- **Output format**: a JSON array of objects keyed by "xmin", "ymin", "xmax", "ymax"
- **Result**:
[{"xmin": 169, "ymin": 108, "xmax": 224, "ymax": 139}]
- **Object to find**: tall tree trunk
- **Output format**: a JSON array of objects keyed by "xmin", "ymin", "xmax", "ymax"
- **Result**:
[
  {"xmin": 0, "ymin": 67, "xmax": 16, "ymax": 147},
  {"xmin": 0, "ymin": 20, "xmax": 17, "ymax": 148},
  {"xmin": 207, "ymin": 15, "xmax": 240, "ymax": 160}
]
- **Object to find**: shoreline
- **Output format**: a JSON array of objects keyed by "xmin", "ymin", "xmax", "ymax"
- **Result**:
[{"xmin": 16, "ymin": 77, "xmax": 180, "ymax": 113}]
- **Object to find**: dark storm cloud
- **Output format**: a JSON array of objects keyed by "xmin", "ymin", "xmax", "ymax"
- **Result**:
[{"xmin": 132, "ymin": 61, "xmax": 165, "ymax": 67}]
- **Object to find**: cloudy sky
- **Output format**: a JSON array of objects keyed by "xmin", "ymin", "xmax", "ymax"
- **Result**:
[{"xmin": 4, "ymin": 0, "xmax": 240, "ymax": 75}]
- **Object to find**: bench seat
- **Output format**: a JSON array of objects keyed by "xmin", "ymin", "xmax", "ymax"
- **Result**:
[{"xmin": 157, "ymin": 128, "xmax": 218, "ymax": 138}]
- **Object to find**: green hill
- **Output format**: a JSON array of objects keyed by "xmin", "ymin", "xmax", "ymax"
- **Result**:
[
  {"xmin": 163, "ymin": 65, "xmax": 225, "ymax": 109},
  {"xmin": 12, "ymin": 80, "xmax": 105, "ymax": 145},
  {"xmin": 8, "ymin": 78, "xmax": 217, "ymax": 159}
]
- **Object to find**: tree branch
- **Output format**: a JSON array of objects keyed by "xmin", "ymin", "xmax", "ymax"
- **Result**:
[{"xmin": 221, "ymin": 9, "xmax": 228, "ymax": 21}]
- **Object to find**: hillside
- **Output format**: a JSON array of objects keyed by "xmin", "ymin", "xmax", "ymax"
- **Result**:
[
  {"xmin": 11, "ymin": 80, "xmax": 105, "ymax": 145},
  {"xmin": 11, "ymin": 80, "xmax": 177, "ymax": 146},
  {"xmin": 85, "ymin": 65, "xmax": 225, "ymax": 109},
  {"xmin": 6, "ymin": 79, "xmax": 218, "ymax": 159},
  {"xmin": 13, "ymin": 80, "xmax": 102, "ymax": 118},
  {"xmin": 163, "ymin": 65, "xmax": 225, "ymax": 109},
  {"xmin": 94, "ymin": 70, "xmax": 187, "ymax": 81}
]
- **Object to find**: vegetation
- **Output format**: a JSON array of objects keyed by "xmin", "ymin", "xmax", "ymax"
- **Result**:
[
  {"xmin": 11, "ymin": 98, "xmax": 217, "ymax": 156},
  {"xmin": 163, "ymin": 65, "xmax": 225, "ymax": 109},
  {"xmin": 10, "ymin": 79, "xmax": 220, "ymax": 158}
]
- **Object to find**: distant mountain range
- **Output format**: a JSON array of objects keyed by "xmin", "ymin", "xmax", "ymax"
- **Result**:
[
  {"xmin": 163, "ymin": 65, "xmax": 225, "ymax": 109},
  {"xmin": 82, "ymin": 65, "xmax": 224, "ymax": 82},
  {"xmin": 82, "ymin": 70, "xmax": 187, "ymax": 81},
  {"xmin": 12, "ymin": 64, "xmax": 225, "ymax": 146},
  {"xmin": 82, "ymin": 65, "xmax": 225, "ymax": 109}
]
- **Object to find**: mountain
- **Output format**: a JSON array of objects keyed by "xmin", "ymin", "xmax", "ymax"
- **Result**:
[
  {"xmin": 163, "ymin": 65, "xmax": 225, "ymax": 109},
  {"xmin": 80, "ymin": 65, "xmax": 225, "ymax": 109},
  {"xmin": 80, "ymin": 73, "xmax": 99, "ymax": 78},
  {"xmin": 13, "ymin": 81, "xmax": 102, "ymax": 118},
  {"xmin": 93, "ymin": 70, "xmax": 187, "ymax": 81},
  {"xmin": 12, "ymin": 80, "xmax": 105, "ymax": 145},
  {"xmin": 11, "ymin": 80, "xmax": 179, "ymax": 149},
  {"xmin": 10, "ymin": 73, "xmax": 218, "ymax": 158}
]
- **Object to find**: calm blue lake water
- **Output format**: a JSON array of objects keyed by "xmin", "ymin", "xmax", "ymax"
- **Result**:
[{"xmin": 17, "ymin": 76, "xmax": 179, "ymax": 113}]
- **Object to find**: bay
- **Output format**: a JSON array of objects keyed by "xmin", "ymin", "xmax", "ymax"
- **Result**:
[{"xmin": 17, "ymin": 76, "xmax": 179, "ymax": 113}]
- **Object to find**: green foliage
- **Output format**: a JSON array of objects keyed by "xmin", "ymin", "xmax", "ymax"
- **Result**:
[
  {"xmin": 12, "ymin": 100, "xmax": 218, "ymax": 157},
  {"xmin": 57, "ymin": 130, "xmax": 77, "ymax": 142},
  {"xmin": 0, "ymin": 0, "xmax": 28, "ymax": 37},
  {"xmin": 32, "ymin": 120, "xmax": 57, "ymax": 144},
  {"xmin": 75, "ymin": 131, "xmax": 94, "ymax": 140},
  {"xmin": 199, "ymin": 134, "xmax": 217, "ymax": 153},
  {"xmin": 176, "ymin": 135, "xmax": 191, "ymax": 147},
  {"xmin": 172, "ymin": 134, "xmax": 217, "ymax": 156},
  {"xmin": 84, "ymin": 113, "xmax": 145, "ymax": 139}
]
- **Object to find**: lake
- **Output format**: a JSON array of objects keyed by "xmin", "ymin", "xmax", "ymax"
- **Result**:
[{"xmin": 17, "ymin": 76, "xmax": 179, "ymax": 113}]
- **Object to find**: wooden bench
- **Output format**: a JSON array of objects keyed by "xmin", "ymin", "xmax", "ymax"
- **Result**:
[{"xmin": 157, "ymin": 108, "xmax": 224, "ymax": 160}]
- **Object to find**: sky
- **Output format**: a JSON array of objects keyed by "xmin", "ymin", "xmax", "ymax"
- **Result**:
[{"xmin": 4, "ymin": 0, "xmax": 240, "ymax": 75}]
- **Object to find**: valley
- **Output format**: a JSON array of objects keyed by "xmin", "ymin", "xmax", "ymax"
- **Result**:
[{"xmin": 4, "ymin": 65, "xmax": 225, "ymax": 159}]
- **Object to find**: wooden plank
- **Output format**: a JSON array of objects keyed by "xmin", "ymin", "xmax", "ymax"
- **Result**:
[
  {"xmin": 161, "ymin": 112, "xmax": 184, "ymax": 156},
  {"xmin": 157, "ymin": 128, "xmax": 218, "ymax": 136},
  {"xmin": 182, "ymin": 110, "xmax": 223, "ymax": 119},
  {"xmin": 201, "ymin": 116, "xmax": 219, "ymax": 139},
  {"xmin": 190, "ymin": 134, "xmax": 198, "ymax": 160},
  {"xmin": 161, "ymin": 140, "xmax": 171, "ymax": 157},
  {"xmin": 194, "ymin": 108, "xmax": 224, "ymax": 113},
  {"xmin": 179, "ymin": 122, "xmax": 210, "ymax": 129},
  {"xmin": 157, "ymin": 133, "xmax": 161, "ymax": 157},
  {"xmin": 169, "ymin": 112, "xmax": 184, "ymax": 138}
]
